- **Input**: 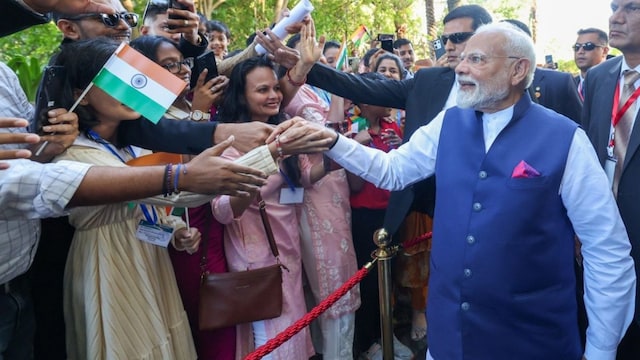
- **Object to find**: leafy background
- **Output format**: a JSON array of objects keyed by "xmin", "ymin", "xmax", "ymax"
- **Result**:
[{"xmin": 0, "ymin": 0, "xmax": 580, "ymax": 101}]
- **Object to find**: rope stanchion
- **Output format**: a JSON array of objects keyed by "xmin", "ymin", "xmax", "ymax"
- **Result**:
[
  {"xmin": 401, "ymin": 231, "xmax": 432, "ymax": 249},
  {"xmin": 244, "ymin": 260, "xmax": 376, "ymax": 360}
]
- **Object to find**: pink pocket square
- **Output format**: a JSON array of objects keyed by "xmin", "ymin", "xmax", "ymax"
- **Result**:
[{"xmin": 511, "ymin": 160, "xmax": 541, "ymax": 178}]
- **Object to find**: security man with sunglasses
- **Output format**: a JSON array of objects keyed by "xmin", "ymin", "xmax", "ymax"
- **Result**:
[{"xmin": 573, "ymin": 27, "xmax": 609, "ymax": 100}]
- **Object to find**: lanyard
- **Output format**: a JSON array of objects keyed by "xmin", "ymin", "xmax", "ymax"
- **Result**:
[
  {"xmin": 279, "ymin": 168, "xmax": 296, "ymax": 191},
  {"xmin": 87, "ymin": 130, "xmax": 158, "ymax": 224},
  {"xmin": 611, "ymin": 80, "xmax": 640, "ymax": 129}
]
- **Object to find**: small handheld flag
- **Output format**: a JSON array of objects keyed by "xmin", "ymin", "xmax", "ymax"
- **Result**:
[{"xmin": 77, "ymin": 42, "xmax": 186, "ymax": 124}]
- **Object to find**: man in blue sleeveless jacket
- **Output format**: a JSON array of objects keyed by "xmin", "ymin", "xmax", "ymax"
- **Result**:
[{"xmin": 274, "ymin": 22, "xmax": 636, "ymax": 360}]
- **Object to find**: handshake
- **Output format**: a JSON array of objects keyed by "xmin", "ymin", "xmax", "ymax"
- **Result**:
[{"xmin": 266, "ymin": 117, "xmax": 341, "ymax": 157}]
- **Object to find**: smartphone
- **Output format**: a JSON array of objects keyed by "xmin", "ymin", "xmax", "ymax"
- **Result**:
[
  {"xmin": 377, "ymin": 33, "xmax": 395, "ymax": 53},
  {"xmin": 190, "ymin": 51, "xmax": 219, "ymax": 89},
  {"xmin": 33, "ymin": 66, "xmax": 69, "ymax": 134},
  {"xmin": 432, "ymin": 38, "xmax": 445, "ymax": 60},
  {"xmin": 167, "ymin": 0, "xmax": 188, "ymax": 30},
  {"xmin": 545, "ymin": 54, "xmax": 553, "ymax": 65},
  {"xmin": 347, "ymin": 56, "xmax": 360, "ymax": 71}
]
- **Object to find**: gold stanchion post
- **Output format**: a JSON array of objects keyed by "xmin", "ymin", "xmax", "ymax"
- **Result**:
[{"xmin": 373, "ymin": 228, "xmax": 397, "ymax": 360}]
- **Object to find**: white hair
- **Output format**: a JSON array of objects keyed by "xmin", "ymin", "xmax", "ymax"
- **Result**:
[{"xmin": 474, "ymin": 22, "xmax": 536, "ymax": 88}]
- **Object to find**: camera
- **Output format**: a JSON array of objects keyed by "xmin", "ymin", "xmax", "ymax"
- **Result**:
[
  {"xmin": 377, "ymin": 33, "xmax": 395, "ymax": 53},
  {"xmin": 168, "ymin": 0, "xmax": 189, "ymax": 30},
  {"xmin": 432, "ymin": 38, "xmax": 445, "ymax": 60},
  {"xmin": 190, "ymin": 51, "xmax": 219, "ymax": 88}
]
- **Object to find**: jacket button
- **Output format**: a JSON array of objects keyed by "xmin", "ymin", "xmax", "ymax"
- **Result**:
[
  {"xmin": 466, "ymin": 235, "xmax": 475, "ymax": 244},
  {"xmin": 464, "ymin": 268, "xmax": 472, "ymax": 278},
  {"xmin": 473, "ymin": 202, "xmax": 482, "ymax": 211},
  {"xmin": 478, "ymin": 170, "xmax": 487, "ymax": 179},
  {"xmin": 461, "ymin": 302, "xmax": 470, "ymax": 311}
]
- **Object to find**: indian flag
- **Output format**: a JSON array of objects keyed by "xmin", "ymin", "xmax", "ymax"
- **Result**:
[
  {"xmin": 350, "ymin": 25, "xmax": 370, "ymax": 48},
  {"xmin": 335, "ymin": 41, "xmax": 348, "ymax": 71},
  {"xmin": 92, "ymin": 43, "xmax": 186, "ymax": 124}
]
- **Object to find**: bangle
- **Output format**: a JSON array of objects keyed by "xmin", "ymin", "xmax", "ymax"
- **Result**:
[
  {"xmin": 286, "ymin": 68, "xmax": 306, "ymax": 87},
  {"xmin": 275, "ymin": 135, "xmax": 284, "ymax": 160},
  {"xmin": 173, "ymin": 164, "xmax": 182, "ymax": 194}
]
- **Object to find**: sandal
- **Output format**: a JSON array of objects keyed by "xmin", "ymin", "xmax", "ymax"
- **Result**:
[{"xmin": 410, "ymin": 310, "xmax": 427, "ymax": 341}]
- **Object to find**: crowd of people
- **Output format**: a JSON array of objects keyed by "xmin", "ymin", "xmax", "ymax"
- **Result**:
[{"xmin": 2, "ymin": 0, "xmax": 640, "ymax": 360}]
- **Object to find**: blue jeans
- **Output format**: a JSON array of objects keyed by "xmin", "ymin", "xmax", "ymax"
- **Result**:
[{"xmin": 0, "ymin": 281, "xmax": 35, "ymax": 360}]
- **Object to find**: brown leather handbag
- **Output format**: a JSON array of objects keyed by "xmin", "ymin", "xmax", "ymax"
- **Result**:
[{"xmin": 198, "ymin": 194, "xmax": 286, "ymax": 331}]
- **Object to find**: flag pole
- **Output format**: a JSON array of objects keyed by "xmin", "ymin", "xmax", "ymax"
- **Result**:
[
  {"xmin": 69, "ymin": 82, "xmax": 95, "ymax": 113},
  {"xmin": 35, "ymin": 82, "xmax": 94, "ymax": 156}
]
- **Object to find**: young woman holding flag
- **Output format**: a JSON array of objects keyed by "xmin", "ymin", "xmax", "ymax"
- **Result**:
[{"xmin": 52, "ymin": 37, "xmax": 213, "ymax": 360}]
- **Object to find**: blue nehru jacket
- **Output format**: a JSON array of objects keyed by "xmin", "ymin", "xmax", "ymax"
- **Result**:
[{"xmin": 428, "ymin": 96, "xmax": 582, "ymax": 360}]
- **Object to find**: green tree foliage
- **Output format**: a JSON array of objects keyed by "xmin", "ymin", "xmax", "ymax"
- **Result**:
[{"xmin": 0, "ymin": 21, "xmax": 61, "ymax": 101}]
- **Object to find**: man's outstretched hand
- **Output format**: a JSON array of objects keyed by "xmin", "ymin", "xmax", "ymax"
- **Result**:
[{"xmin": 0, "ymin": 117, "xmax": 40, "ymax": 170}]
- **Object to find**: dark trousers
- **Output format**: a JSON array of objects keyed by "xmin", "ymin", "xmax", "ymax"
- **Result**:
[
  {"xmin": 0, "ymin": 275, "xmax": 35, "ymax": 360},
  {"xmin": 617, "ymin": 321, "xmax": 640, "ymax": 359},
  {"xmin": 30, "ymin": 217, "xmax": 74, "ymax": 360},
  {"xmin": 351, "ymin": 207, "xmax": 386, "ymax": 355}
]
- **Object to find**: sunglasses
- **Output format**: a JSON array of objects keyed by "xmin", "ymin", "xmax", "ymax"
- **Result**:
[
  {"xmin": 162, "ymin": 58, "xmax": 194, "ymax": 74},
  {"xmin": 65, "ymin": 12, "xmax": 138, "ymax": 28},
  {"xmin": 440, "ymin": 32, "xmax": 474, "ymax": 45},
  {"xmin": 573, "ymin": 42, "xmax": 604, "ymax": 52}
]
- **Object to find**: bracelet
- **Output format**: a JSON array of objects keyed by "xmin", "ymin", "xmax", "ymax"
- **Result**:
[
  {"xmin": 173, "ymin": 164, "xmax": 182, "ymax": 194},
  {"xmin": 286, "ymin": 68, "xmax": 306, "ymax": 87},
  {"xmin": 275, "ymin": 135, "xmax": 284, "ymax": 160}
]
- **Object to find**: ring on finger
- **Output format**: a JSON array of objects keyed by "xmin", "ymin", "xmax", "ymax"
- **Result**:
[{"xmin": 184, "ymin": 20, "xmax": 189, "ymax": 26}]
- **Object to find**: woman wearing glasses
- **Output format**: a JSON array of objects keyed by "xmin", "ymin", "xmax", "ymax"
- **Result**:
[
  {"xmin": 52, "ymin": 37, "xmax": 216, "ymax": 360},
  {"xmin": 130, "ymin": 35, "xmax": 235, "ymax": 360}
]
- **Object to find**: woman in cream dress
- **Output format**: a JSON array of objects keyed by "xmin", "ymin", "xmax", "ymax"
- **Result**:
[{"xmin": 54, "ymin": 38, "xmax": 210, "ymax": 360}]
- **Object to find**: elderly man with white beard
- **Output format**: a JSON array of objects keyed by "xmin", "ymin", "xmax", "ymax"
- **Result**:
[{"xmin": 271, "ymin": 22, "xmax": 636, "ymax": 360}]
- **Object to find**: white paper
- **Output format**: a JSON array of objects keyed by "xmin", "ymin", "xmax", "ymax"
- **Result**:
[{"xmin": 255, "ymin": 0, "xmax": 315, "ymax": 54}]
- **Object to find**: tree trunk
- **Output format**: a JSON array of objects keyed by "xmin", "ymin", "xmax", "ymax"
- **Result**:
[
  {"xmin": 529, "ymin": 0, "xmax": 537, "ymax": 44},
  {"xmin": 425, "ymin": 0, "xmax": 437, "ymax": 59}
]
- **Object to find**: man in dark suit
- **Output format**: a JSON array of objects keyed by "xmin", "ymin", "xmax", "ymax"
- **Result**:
[
  {"xmin": 582, "ymin": 1, "xmax": 640, "ymax": 358},
  {"xmin": 503, "ymin": 19, "xmax": 583, "ymax": 123},
  {"xmin": 573, "ymin": 27, "xmax": 609, "ymax": 100},
  {"xmin": 306, "ymin": 5, "xmax": 492, "ymax": 236}
]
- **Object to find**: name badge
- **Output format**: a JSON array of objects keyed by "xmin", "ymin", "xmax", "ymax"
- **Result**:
[
  {"xmin": 279, "ymin": 187, "xmax": 304, "ymax": 204},
  {"xmin": 136, "ymin": 220, "xmax": 174, "ymax": 247},
  {"xmin": 605, "ymin": 156, "xmax": 617, "ymax": 187}
]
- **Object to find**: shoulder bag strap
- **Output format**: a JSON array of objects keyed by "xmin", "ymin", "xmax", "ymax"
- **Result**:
[{"xmin": 256, "ymin": 193, "xmax": 279, "ymax": 258}]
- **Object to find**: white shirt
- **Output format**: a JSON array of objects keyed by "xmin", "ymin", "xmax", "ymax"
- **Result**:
[
  {"xmin": 0, "ymin": 159, "xmax": 91, "ymax": 284},
  {"xmin": 327, "ymin": 105, "xmax": 636, "ymax": 360},
  {"xmin": 0, "ymin": 61, "xmax": 91, "ymax": 284}
]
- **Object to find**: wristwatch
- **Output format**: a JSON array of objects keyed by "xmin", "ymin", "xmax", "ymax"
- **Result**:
[{"xmin": 190, "ymin": 110, "xmax": 211, "ymax": 121}]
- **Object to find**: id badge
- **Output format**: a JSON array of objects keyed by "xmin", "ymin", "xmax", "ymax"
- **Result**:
[
  {"xmin": 605, "ymin": 156, "xmax": 616, "ymax": 187},
  {"xmin": 279, "ymin": 187, "xmax": 304, "ymax": 204},
  {"xmin": 136, "ymin": 220, "xmax": 174, "ymax": 247}
]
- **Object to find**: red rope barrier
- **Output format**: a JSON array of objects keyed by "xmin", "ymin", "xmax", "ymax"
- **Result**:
[
  {"xmin": 401, "ymin": 231, "xmax": 432, "ymax": 249},
  {"xmin": 244, "ymin": 262, "xmax": 374, "ymax": 360}
]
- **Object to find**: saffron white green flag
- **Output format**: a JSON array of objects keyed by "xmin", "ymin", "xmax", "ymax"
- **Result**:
[
  {"xmin": 92, "ymin": 43, "xmax": 186, "ymax": 124},
  {"xmin": 335, "ymin": 41, "xmax": 348, "ymax": 71}
]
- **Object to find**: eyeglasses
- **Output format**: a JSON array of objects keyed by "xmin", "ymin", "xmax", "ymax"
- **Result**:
[
  {"xmin": 162, "ymin": 58, "xmax": 194, "ymax": 74},
  {"xmin": 440, "ymin": 32, "xmax": 474, "ymax": 45},
  {"xmin": 65, "ymin": 12, "xmax": 138, "ymax": 28},
  {"xmin": 459, "ymin": 53, "xmax": 521, "ymax": 66},
  {"xmin": 573, "ymin": 42, "xmax": 604, "ymax": 52}
]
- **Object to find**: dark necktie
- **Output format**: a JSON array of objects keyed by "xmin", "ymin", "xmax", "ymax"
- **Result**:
[{"xmin": 613, "ymin": 69, "xmax": 640, "ymax": 196}]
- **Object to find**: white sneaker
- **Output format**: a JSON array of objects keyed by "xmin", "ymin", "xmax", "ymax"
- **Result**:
[{"xmin": 393, "ymin": 335, "xmax": 414, "ymax": 360}]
